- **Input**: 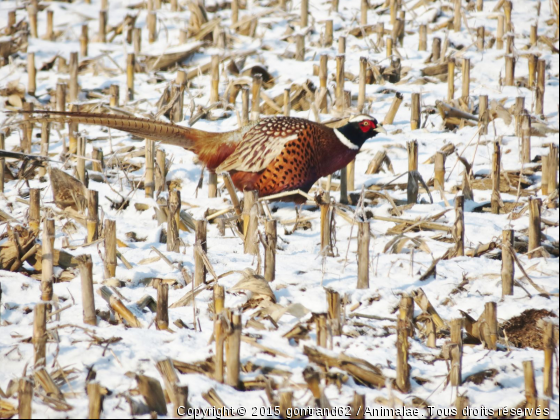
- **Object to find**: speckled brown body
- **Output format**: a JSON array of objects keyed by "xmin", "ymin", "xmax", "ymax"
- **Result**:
[{"xmin": 227, "ymin": 118, "xmax": 358, "ymax": 196}]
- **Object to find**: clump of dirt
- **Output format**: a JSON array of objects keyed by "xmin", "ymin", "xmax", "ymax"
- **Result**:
[{"xmin": 501, "ymin": 309, "xmax": 557, "ymax": 350}]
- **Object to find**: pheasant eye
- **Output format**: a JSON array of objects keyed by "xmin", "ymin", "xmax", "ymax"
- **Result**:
[{"xmin": 358, "ymin": 121, "xmax": 371, "ymax": 133}]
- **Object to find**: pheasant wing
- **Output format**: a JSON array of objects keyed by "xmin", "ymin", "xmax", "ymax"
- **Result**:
[{"xmin": 216, "ymin": 118, "xmax": 307, "ymax": 173}]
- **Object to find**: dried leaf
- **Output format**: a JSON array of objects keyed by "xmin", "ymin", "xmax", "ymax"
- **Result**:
[
  {"xmin": 463, "ymin": 369, "xmax": 498, "ymax": 385},
  {"xmin": 395, "ymin": 237, "xmax": 411, "ymax": 254},
  {"xmin": 268, "ymin": 303, "xmax": 310, "ymax": 322},
  {"xmin": 241, "ymin": 65, "xmax": 275, "ymax": 89},
  {"xmin": 50, "ymin": 167, "xmax": 87, "ymax": 211},
  {"xmin": 409, "ymin": 238, "xmax": 430, "ymax": 254},
  {"xmin": 230, "ymin": 269, "xmax": 276, "ymax": 302}
]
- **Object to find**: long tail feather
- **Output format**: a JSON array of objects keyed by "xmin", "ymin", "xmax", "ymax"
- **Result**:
[{"xmin": 18, "ymin": 110, "xmax": 209, "ymax": 149}]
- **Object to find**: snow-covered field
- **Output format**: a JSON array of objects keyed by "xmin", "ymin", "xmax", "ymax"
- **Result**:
[{"xmin": 0, "ymin": 0, "xmax": 559, "ymax": 418}]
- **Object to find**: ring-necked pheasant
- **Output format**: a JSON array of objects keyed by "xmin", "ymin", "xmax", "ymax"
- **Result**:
[{"xmin": 18, "ymin": 111, "xmax": 386, "ymax": 198}]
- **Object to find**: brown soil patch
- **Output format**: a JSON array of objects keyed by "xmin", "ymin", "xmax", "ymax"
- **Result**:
[{"xmin": 501, "ymin": 309, "xmax": 557, "ymax": 350}]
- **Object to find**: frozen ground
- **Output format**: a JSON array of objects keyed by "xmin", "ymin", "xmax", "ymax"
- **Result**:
[{"xmin": 0, "ymin": 0, "xmax": 559, "ymax": 418}]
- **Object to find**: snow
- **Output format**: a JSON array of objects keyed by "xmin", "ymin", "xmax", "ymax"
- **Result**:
[{"xmin": 1, "ymin": 0, "xmax": 559, "ymax": 418}]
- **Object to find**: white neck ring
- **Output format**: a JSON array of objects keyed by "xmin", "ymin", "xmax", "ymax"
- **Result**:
[{"xmin": 334, "ymin": 129, "xmax": 359, "ymax": 150}]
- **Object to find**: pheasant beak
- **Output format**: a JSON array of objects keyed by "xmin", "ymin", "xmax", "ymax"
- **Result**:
[{"xmin": 374, "ymin": 125, "xmax": 387, "ymax": 134}]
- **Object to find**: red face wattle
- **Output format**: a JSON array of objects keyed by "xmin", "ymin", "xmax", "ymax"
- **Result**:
[{"xmin": 358, "ymin": 120, "xmax": 377, "ymax": 133}]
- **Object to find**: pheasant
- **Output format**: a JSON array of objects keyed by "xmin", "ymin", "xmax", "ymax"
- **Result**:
[{"xmin": 18, "ymin": 111, "xmax": 386, "ymax": 199}]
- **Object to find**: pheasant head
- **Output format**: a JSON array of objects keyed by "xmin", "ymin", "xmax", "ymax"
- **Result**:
[{"xmin": 333, "ymin": 115, "xmax": 387, "ymax": 150}]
